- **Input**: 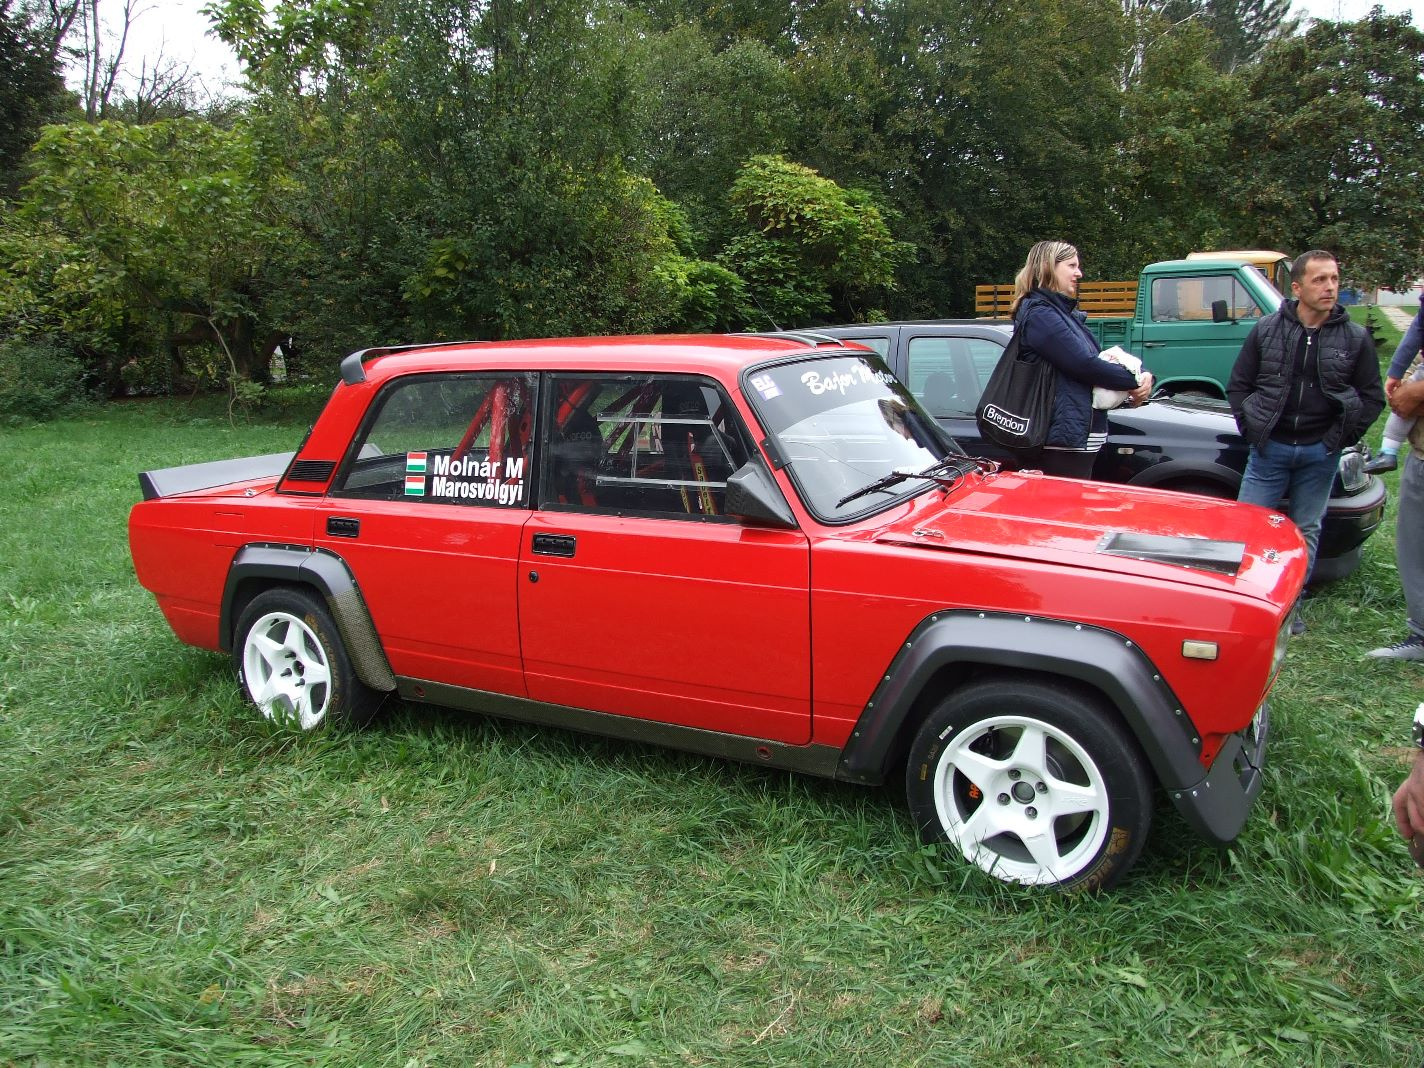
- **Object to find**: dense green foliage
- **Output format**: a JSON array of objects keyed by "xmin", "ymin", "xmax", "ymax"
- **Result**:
[
  {"xmin": 0, "ymin": 1, "xmax": 70, "ymax": 196},
  {"xmin": 2, "ymin": 343, "xmax": 1424, "ymax": 1061},
  {"xmin": 0, "ymin": 0, "xmax": 1421, "ymax": 397},
  {"xmin": 0, "ymin": 336, "xmax": 87, "ymax": 422}
]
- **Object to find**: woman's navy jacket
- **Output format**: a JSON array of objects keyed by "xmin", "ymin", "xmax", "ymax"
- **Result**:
[{"xmin": 1018, "ymin": 288, "xmax": 1139, "ymax": 448}]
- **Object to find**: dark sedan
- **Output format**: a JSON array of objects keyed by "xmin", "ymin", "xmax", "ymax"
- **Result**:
[{"xmin": 804, "ymin": 320, "xmax": 1386, "ymax": 584}]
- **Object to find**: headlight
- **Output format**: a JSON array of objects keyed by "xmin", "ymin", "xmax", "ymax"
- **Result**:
[
  {"xmin": 1337, "ymin": 448, "xmax": 1367, "ymax": 494},
  {"xmin": 1271, "ymin": 615, "xmax": 1292, "ymax": 679}
]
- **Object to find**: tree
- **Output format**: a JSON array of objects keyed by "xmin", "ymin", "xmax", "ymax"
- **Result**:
[
  {"xmin": 1228, "ymin": 12, "xmax": 1424, "ymax": 289},
  {"xmin": 780, "ymin": 0, "xmax": 1132, "ymax": 309},
  {"xmin": 0, "ymin": 1, "xmax": 71, "ymax": 195},
  {"xmin": 203, "ymin": 0, "xmax": 745, "ymax": 349},
  {"xmin": 1114, "ymin": 13, "xmax": 1242, "ymax": 268},
  {"xmin": 722, "ymin": 154, "xmax": 908, "ymax": 326},
  {"xmin": 4, "ymin": 118, "xmax": 297, "ymax": 391},
  {"xmin": 1136, "ymin": 0, "xmax": 1296, "ymax": 75}
]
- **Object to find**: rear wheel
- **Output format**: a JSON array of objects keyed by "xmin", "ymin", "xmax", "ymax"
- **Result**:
[
  {"xmin": 906, "ymin": 677, "xmax": 1152, "ymax": 891},
  {"xmin": 233, "ymin": 588, "xmax": 382, "ymax": 731}
]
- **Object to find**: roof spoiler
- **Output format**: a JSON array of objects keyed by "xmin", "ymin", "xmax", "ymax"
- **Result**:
[{"xmin": 340, "ymin": 340, "xmax": 488, "ymax": 385}]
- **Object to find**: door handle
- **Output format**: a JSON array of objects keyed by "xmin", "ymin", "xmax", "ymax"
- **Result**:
[
  {"xmin": 1143, "ymin": 342, "xmax": 1165, "ymax": 348},
  {"xmin": 326, "ymin": 516, "xmax": 361, "ymax": 538},
  {"xmin": 531, "ymin": 533, "xmax": 577, "ymax": 557}
]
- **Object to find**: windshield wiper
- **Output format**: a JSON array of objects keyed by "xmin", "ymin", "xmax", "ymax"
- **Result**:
[{"xmin": 835, "ymin": 456, "xmax": 976, "ymax": 509}]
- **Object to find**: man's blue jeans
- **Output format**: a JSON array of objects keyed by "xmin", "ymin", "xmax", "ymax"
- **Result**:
[{"xmin": 1237, "ymin": 438, "xmax": 1339, "ymax": 579}]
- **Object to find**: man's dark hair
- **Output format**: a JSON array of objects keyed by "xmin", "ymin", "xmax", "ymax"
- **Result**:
[{"xmin": 1291, "ymin": 250, "xmax": 1338, "ymax": 285}]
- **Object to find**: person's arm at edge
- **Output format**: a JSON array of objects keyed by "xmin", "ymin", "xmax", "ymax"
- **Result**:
[
  {"xmin": 1386, "ymin": 308, "xmax": 1424, "ymax": 385},
  {"xmin": 1225, "ymin": 325, "xmax": 1263, "ymax": 425}
]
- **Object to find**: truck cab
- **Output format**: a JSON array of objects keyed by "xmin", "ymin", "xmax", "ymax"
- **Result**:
[
  {"xmin": 1184, "ymin": 250, "xmax": 1292, "ymax": 296},
  {"xmin": 1087, "ymin": 258, "xmax": 1282, "ymax": 398}
]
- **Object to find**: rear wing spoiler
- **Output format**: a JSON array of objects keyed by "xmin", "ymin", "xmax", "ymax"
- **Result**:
[{"xmin": 138, "ymin": 452, "xmax": 296, "ymax": 501}]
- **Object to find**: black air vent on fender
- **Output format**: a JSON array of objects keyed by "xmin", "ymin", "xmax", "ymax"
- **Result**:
[{"xmin": 287, "ymin": 460, "xmax": 336, "ymax": 483}]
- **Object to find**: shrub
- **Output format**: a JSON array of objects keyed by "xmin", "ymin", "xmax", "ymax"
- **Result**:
[{"xmin": 0, "ymin": 338, "xmax": 88, "ymax": 422}]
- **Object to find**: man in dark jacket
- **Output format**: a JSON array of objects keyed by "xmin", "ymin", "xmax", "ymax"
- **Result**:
[{"xmin": 1227, "ymin": 250, "xmax": 1384, "ymax": 630}]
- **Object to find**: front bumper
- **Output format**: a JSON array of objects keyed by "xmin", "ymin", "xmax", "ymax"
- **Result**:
[
  {"xmin": 1320, "ymin": 474, "xmax": 1387, "ymax": 559},
  {"xmin": 1166, "ymin": 702, "xmax": 1269, "ymax": 844}
]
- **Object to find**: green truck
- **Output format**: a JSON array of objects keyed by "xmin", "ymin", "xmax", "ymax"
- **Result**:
[{"xmin": 976, "ymin": 253, "xmax": 1290, "ymax": 398}]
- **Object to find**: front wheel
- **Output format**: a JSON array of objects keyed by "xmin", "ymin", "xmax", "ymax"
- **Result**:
[
  {"xmin": 233, "ymin": 588, "xmax": 382, "ymax": 731},
  {"xmin": 906, "ymin": 677, "xmax": 1152, "ymax": 891}
]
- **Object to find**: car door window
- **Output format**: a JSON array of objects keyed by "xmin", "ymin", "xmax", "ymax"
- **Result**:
[
  {"xmin": 541, "ymin": 374, "xmax": 750, "ymax": 519},
  {"xmin": 1152, "ymin": 276, "xmax": 1262, "ymax": 323},
  {"xmin": 333, "ymin": 373, "xmax": 534, "ymax": 506},
  {"xmin": 906, "ymin": 336, "xmax": 1004, "ymax": 417}
]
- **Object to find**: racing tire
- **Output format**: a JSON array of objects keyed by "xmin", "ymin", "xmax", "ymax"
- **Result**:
[
  {"xmin": 233, "ymin": 588, "xmax": 382, "ymax": 731},
  {"xmin": 906, "ymin": 677, "xmax": 1152, "ymax": 892}
]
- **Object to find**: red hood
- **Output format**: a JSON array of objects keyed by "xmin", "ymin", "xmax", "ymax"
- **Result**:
[{"xmin": 875, "ymin": 469, "xmax": 1306, "ymax": 605}]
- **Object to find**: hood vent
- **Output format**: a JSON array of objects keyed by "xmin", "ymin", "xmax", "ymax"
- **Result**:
[{"xmin": 1098, "ymin": 532, "xmax": 1246, "ymax": 576}]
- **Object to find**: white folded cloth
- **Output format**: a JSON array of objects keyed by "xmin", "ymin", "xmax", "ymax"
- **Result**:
[{"xmin": 1093, "ymin": 347, "xmax": 1144, "ymax": 410}]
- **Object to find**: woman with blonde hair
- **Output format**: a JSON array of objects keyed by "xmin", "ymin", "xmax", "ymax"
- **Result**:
[{"xmin": 1008, "ymin": 240, "xmax": 1154, "ymax": 478}]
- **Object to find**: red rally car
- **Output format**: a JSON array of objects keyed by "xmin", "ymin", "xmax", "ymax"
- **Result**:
[{"xmin": 128, "ymin": 334, "xmax": 1306, "ymax": 891}]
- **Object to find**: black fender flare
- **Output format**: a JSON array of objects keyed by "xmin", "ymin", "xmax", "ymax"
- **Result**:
[
  {"xmin": 220, "ymin": 544, "xmax": 397, "ymax": 693},
  {"xmin": 837, "ymin": 610, "xmax": 1204, "ymax": 794}
]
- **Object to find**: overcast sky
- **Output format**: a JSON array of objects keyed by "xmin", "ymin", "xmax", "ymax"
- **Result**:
[{"xmin": 112, "ymin": 0, "xmax": 1423, "ymax": 96}]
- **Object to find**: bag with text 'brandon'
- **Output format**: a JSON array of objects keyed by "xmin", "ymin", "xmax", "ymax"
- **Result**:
[{"xmin": 975, "ymin": 316, "xmax": 1056, "ymax": 463}]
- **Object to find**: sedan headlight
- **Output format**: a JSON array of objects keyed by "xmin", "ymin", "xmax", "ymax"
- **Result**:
[
  {"xmin": 1337, "ymin": 447, "xmax": 1367, "ymax": 494},
  {"xmin": 1271, "ymin": 615, "xmax": 1292, "ymax": 680}
]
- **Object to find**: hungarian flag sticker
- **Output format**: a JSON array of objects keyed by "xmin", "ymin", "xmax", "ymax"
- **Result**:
[
  {"xmin": 404, "ymin": 475, "xmax": 426, "ymax": 496},
  {"xmin": 406, "ymin": 452, "xmax": 428, "ymax": 473}
]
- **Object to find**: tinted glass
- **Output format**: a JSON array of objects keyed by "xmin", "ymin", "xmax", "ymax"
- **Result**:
[{"xmin": 906, "ymin": 335, "xmax": 1006, "ymax": 417}]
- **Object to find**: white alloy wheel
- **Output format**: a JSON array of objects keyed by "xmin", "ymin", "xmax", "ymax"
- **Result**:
[
  {"xmin": 929, "ymin": 715, "xmax": 1110, "ymax": 886},
  {"xmin": 906, "ymin": 678, "xmax": 1152, "ymax": 891},
  {"xmin": 241, "ymin": 609, "xmax": 334, "ymax": 730}
]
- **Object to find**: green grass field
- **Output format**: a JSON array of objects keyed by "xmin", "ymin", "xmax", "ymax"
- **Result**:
[{"xmin": 3, "ymin": 334, "xmax": 1423, "ymax": 1065}]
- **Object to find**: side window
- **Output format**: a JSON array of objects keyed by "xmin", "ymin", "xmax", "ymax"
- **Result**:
[
  {"xmin": 1151, "ymin": 278, "xmax": 1191, "ymax": 321},
  {"xmin": 542, "ymin": 374, "xmax": 749, "ymax": 519},
  {"xmin": 334, "ymin": 374, "xmax": 534, "ymax": 507},
  {"xmin": 1152, "ymin": 276, "xmax": 1262, "ymax": 322},
  {"xmin": 906, "ymin": 336, "xmax": 1002, "ymax": 418}
]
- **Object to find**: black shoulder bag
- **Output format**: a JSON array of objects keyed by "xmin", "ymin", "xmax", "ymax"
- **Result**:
[{"xmin": 975, "ymin": 311, "xmax": 1057, "ymax": 463}]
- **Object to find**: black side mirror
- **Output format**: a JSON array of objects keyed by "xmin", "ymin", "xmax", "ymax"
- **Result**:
[
  {"xmin": 1211, "ymin": 299, "xmax": 1232, "ymax": 323},
  {"xmin": 725, "ymin": 463, "xmax": 798, "ymax": 529}
]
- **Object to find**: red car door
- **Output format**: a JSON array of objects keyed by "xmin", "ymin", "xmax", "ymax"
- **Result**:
[
  {"xmin": 517, "ymin": 374, "xmax": 813, "ymax": 743},
  {"xmin": 316, "ymin": 372, "xmax": 535, "ymax": 697}
]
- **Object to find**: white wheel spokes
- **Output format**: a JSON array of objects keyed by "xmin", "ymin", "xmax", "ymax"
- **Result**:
[
  {"xmin": 243, "ymin": 611, "xmax": 332, "ymax": 729},
  {"xmin": 933, "ymin": 716, "xmax": 1112, "ymax": 885}
]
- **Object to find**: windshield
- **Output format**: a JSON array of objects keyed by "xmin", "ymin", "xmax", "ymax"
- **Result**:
[
  {"xmin": 1240, "ymin": 265, "xmax": 1283, "ymax": 314},
  {"xmin": 745, "ymin": 353, "xmax": 962, "ymax": 522}
]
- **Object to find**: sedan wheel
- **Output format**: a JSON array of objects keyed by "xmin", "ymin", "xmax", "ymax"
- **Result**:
[
  {"xmin": 233, "ymin": 588, "xmax": 381, "ymax": 731},
  {"xmin": 907, "ymin": 678, "xmax": 1151, "ymax": 891}
]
